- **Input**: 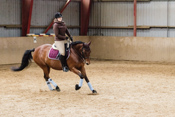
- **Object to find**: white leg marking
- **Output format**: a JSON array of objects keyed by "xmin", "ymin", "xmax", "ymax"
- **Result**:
[
  {"xmin": 46, "ymin": 81, "xmax": 53, "ymax": 90},
  {"xmin": 87, "ymin": 82, "xmax": 94, "ymax": 91},
  {"xmin": 48, "ymin": 78, "xmax": 58, "ymax": 88},
  {"xmin": 79, "ymin": 79, "xmax": 83, "ymax": 87}
]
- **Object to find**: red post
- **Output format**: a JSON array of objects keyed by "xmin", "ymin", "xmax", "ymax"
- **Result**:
[
  {"xmin": 80, "ymin": 0, "xmax": 92, "ymax": 35},
  {"xmin": 133, "ymin": 0, "xmax": 137, "ymax": 36},
  {"xmin": 22, "ymin": 0, "xmax": 33, "ymax": 36},
  {"xmin": 44, "ymin": 0, "xmax": 71, "ymax": 34}
]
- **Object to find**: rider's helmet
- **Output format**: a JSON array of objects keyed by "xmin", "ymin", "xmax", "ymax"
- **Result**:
[{"xmin": 55, "ymin": 12, "xmax": 62, "ymax": 18}]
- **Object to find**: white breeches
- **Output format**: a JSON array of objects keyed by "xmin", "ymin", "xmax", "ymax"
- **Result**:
[{"xmin": 54, "ymin": 40, "xmax": 66, "ymax": 56}]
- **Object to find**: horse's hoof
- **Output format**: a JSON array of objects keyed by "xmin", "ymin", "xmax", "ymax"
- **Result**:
[
  {"xmin": 92, "ymin": 90, "xmax": 97, "ymax": 94},
  {"xmin": 56, "ymin": 86, "xmax": 60, "ymax": 92},
  {"xmin": 88, "ymin": 90, "xmax": 98, "ymax": 95},
  {"xmin": 75, "ymin": 84, "xmax": 81, "ymax": 90}
]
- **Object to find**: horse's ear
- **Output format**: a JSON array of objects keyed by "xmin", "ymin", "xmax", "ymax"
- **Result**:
[{"xmin": 88, "ymin": 41, "xmax": 91, "ymax": 46}]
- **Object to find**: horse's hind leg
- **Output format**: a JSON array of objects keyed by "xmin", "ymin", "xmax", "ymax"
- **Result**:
[{"xmin": 42, "ymin": 65, "xmax": 60, "ymax": 91}]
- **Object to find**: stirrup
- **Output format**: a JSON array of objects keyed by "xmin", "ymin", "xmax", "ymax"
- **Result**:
[{"xmin": 63, "ymin": 66, "xmax": 69, "ymax": 72}]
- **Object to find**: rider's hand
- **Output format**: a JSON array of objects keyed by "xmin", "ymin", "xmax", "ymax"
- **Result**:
[{"xmin": 70, "ymin": 37, "xmax": 73, "ymax": 42}]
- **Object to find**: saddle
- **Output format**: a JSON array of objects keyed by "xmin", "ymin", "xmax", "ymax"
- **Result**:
[{"xmin": 48, "ymin": 43, "xmax": 70, "ymax": 60}]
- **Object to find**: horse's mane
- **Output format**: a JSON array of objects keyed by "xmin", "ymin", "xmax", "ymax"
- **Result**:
[{"xmin": 71, "ymin": 41, "xmax": 84, "ymax": 46}]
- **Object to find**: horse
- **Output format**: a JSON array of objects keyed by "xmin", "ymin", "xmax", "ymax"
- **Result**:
[{"xmin": 11, "ymin": 41, "xmax": 97, "ymax": 94}]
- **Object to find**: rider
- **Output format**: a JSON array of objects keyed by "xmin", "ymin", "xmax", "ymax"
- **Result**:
[{"xmin": 53, "ymin": 12, "xmax": 73, "ymax": 72}]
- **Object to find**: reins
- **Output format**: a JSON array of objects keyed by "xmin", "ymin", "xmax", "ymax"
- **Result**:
[{"xmin": 71, "ymin": 43, "xmax": 88, "ymax": 63}]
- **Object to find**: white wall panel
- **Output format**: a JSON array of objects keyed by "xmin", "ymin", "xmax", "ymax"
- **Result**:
[
  {"xmin": 168, "ymin": 1, "xmax": 175, "ymax": 26},
  {"xmin": 0, "ymin": 28, "xmax": 21, "ymax": 37},
  {"xmin": 88, "ymin": 29, "xmax": 133, "ymax": 36},
  {"xmin": 101, "ymin": 2, "xmax": 129, "ymax": 26},
  {"xmin": 0, "ymin": 0, "xmax": 21, "ymax": 25},
  {"xmin": 168, "ymin": 29, "xmax": 175, "ymax": 37},
  {"xmin": 89, "ymin": 1, "xmax": 175, "ymax": 37},
  {"xmin": 31, "ymin": 0, "xmax": 65, "ymax": 26},
  {"xmin": 101, "ymin": 29, "xmax": 133, "ymax": 36},
  {"xmin": 0, "ymin": 0, "xmax": 21, "ymax": 37},
  {"xmin": 89, "ymin": 2, "xmax": 134, "ymax": 36},
  {"xmin": 137, "ymin": 28, "xmax": 168, "ymax": 37},
  {"xmin": 137, "ymin": 1, "xmax": 168, "ymax": 26},
  {"xmin": 89, "ymin": 2, "xmax": 101, "ymax": 27},
  {"xmin": 62, "ymin": 2, "xmax": 79, "ymax": 26},
  {"xmin": 90, "ymin": 2, "xmax": 133, "ymax": 27},
  {"xmin": 30, "ymin": 29, "xmax": 45, "ymax": 35},
  {"xmin": 127, "ymin": 3, "xmax": 134, "ymax": 26}
]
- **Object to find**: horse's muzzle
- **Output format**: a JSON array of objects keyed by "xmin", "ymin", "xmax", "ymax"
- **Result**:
[
  {"xmin": 86, "ymin": 62, "xmax": 90, "ymax": 65},
  {"xmin": 86, "ymin": 59, "xmax": 90, "ymax": 65}
]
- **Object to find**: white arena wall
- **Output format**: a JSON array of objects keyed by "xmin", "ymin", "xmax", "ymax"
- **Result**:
[{"xmin": 1, "ymin": 36, "xmax": 175, "ymax": 65}]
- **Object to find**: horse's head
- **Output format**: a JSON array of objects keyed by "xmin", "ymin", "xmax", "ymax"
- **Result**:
[
  {"xmin": 71, "ymin": 41, "xmax": 92, "ymax": 65},
  {"xmin": 82, "ymin": 41, "xmax": 91, "ymax": 65}
]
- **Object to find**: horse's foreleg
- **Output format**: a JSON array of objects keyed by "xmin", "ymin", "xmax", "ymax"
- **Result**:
[
  {"xmin": 71, "ymin": 67, "xmax": 83, "ymax": 90},
  {"xmin": 81, "ymin": 67, "xmax": 97, "ymax": 94},
  {"xmin": 72, "ymin": 67, "xmax": 97, "ymax": 93},
  {"xmin": 84, "ymin": 76, "xmax": 97, "ymax": 93}
]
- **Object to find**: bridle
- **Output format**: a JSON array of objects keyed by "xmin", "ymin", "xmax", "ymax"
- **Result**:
[
  {"xmin": 81, "ymin": 46, "xmax": 90, "ymax": 59},
  {"xmin": 72, "ymin": 43, "xmax": 90, "ymax": 63}
]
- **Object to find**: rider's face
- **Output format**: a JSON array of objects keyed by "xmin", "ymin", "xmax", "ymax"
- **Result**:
[{"xmin": 57, "ymin": 17, "xmax": 62, "ymax": 21}]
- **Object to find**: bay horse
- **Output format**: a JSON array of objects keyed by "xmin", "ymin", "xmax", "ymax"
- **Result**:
[{"xmin": 11, "ymin": 41, "xmax": 97, "ymax": 94}]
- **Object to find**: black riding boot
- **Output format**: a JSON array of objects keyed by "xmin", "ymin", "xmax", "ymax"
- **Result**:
[{"xmin": 59, "ymin": 55, "xmax": 69, "ymax": 72}]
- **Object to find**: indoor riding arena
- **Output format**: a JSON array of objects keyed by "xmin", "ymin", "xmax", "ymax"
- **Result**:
[{"xmin": 1, "ymin": 0, "xmax": 175, "ymax": 117}]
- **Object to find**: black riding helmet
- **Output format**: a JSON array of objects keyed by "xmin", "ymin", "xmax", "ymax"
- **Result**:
[{"xmin": 55, "ymin": 12, "xmax": 62, "ymax": 18}]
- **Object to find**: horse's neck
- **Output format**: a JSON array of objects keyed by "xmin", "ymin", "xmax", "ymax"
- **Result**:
[
  {"xmin": 72, "ymin": 44, "xmax": 82, "ymax": 52},
  {"xmin": 71, "ymin": 44, "xmax": 83, "ymax": 59}
]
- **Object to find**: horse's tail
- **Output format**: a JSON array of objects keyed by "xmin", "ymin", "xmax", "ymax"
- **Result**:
[{"xmin": 11, "ymin": 48, "xmax": 35, "ymax": 71}]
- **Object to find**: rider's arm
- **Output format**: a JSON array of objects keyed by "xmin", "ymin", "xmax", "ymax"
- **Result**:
[
  {"xmin": 66, "ymin": 28, "xmax": 71, "ymax": 37},
  {"xmin": 66, "ymin": 29, "xmax": 73, "ymax": 41}
]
